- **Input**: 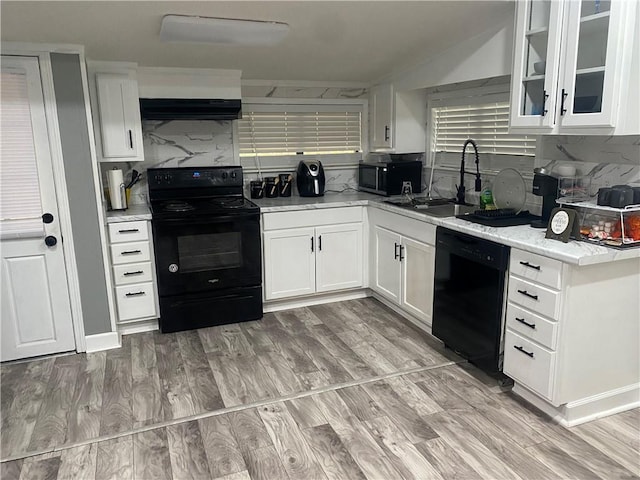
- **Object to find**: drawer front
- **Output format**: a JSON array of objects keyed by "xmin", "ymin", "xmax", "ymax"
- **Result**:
[
  {"xmin": 113, "ymin": 261, "xmax": 153, "ymax": 286},
  {"xmin": 108, "ymin": 220, "xmax": 149, "ymax": 243},
  {"xmin": 110, "ymin": 241, "xmax": 151, "ymax": 265},
  {"xmin": 504, "ymin": 330, "xmax": 555, "ymax": 400},
  {"xmin": 262, "ymin": 206, "xmax": 363, "ymax": 231},
  {"xmin": 506, "ymin": 302, "xmax": 558, "ymax": 350},
  {"xmin": 115, "ymin": 282, "xmax": 156, "ymax": 321},
  {"xmin": 510, "ymin": 249, "xmax": 562, "ymax": 290},
  {"xmin": 508, "ymin": 276, "xmax": 561, "ymax": 320}
]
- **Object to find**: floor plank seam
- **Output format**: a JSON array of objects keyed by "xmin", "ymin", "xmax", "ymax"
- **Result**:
[{"xmin": 0, "ymin": 359, "xmax": 463, "ymax": 463}]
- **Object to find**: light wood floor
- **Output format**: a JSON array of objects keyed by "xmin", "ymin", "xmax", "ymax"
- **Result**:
[{"xmin": 1, "ymin": 298, "xmax": 639, "ymax": 479}]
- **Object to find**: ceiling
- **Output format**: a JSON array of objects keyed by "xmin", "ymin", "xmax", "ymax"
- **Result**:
[{"xmin": 1, "ymin": 1, "xmax": 514, "ymax": 83}]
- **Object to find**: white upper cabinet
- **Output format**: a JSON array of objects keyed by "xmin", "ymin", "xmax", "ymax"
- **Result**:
[
  {"xmin": 88, "ymin": 62, "xmax": 145, "ymax": 162},
  {"xmin": 510, "ymin": 0, "xmax": 638, "ymax": 134},
  {"xmin": 370, "ymin": 83, "xmax": 426, "ymax": 152}
]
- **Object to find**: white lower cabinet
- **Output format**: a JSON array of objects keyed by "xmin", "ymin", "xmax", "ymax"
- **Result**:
[
  {"xmin": 107, "ymin": 219, "xmax": 158, "ymax": 325},
  {"xmin": 262, "ymin": 207, "xmax": 364, "ymax": 301},
  {"xmin": 369, "ymin": 208, "xmax": 436, "ymax": 326}
]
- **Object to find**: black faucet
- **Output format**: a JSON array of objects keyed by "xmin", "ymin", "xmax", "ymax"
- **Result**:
[{"xmin": 455, "ymin": 139, "xmax": 482, "ymax": 205}]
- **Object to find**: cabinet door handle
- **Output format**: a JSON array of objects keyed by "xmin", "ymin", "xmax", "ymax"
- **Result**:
[
  {"xmin": 123, "ymin": 270, "xmax": 144, "ymax": 276},
  {"xmin": 519, "ymin": 261, "xmax": 541, "ymax": 271},
  {"xmin": 384, "ymin": 125, "xmax": 390, "ymax": 142},
  {"xmin": 318, "ymin": 235, "xmax": 322, "ymax": 251},
  {"xmin": 121, "ymin": 249, "xmax": 142, "ymax": 255},
  {"xmin": 125, "ymin": 291, "xmax": 146, "ymax": 297},
  {"xmin": 394, "ymin": 242, "xmax": 400, "ymax": 259},
  {"xmin": 517, "ymin": 289, "xmax": 539, "ymax": 301},
  {"xmin": 541, "ymin": 90, "xmax": 549, "ymax": 116},
  {"xmin": 515, "ymin": 317, "xmax": 536, "ymax": 329},
  {"xmin": 118, "ymin": 228, "xmax": 140, "ymax": 234},
  {"xmin": 128, "ymin": 129, "xmax": 134, "ymax": 149},
  {"xmin": 311, "ymin": 236, "xmax": 314, "ymax": 253},
  {"xmin": 399, "ymin": 245, "xmax": 404, "ymax": 262},
  {"xmin": 560, "ymin": 88, "xmax": 568, "ymax": 116},
  {"xmin": 514, "ymin": 345, "xmax": 534, "ymax": 358}
]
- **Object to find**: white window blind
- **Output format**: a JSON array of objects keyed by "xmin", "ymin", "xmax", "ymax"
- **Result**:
[
  {"xmin": 0, "ymin": 68, "xmax": 45, "ymax": 239},
  {"xmin": 433, "ymin": 100, "xmax": 535, "ymax": 156},
  {"xmin": 238, "ymin": 105, "xmax": 362, "ymax": 157}
]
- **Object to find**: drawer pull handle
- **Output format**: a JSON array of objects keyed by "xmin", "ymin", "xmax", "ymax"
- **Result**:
[
  {"xmin": 517, "ymin": 289, "xmax": 539, "ymax": 300},
  {"xmin": 118, "ymin": 228, "xmax": 140, "ymax": 233},
  {"xmin": 519, "ymin": 261, "xmax": 540, "ymax": 271},
  {"xmin": 121, "ymin": 250, "xmax": 142, "ymax": 255},
  {"xmin": 514, "ymin": 345, "xmax": 534, "ymax": 358},
  {"xmin": 123, "ymin": 270, "xmax": 144, "ymax": 276},
  {"xmin": 515, "ymin": 317, "xmax": 536, "ymax": 329},
  {"xmin": 125, "ymin": 291, "xmax": 146, "ymax": 297}
]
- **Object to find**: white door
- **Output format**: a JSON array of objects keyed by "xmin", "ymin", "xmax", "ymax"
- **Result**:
[
  {"xmin": 370, "ymin": 83, "xmax": 394, "ymax": 149},
  {"xmin": 401, "ymin": 237, "xmax": 435, "ymax": 325},
  {"xmin": 263, "ymin": 227, "xmax": 316, "ymax": 300},
  {"xmin": 315, "ymin": 223, "xmax": 363, "ymax": 293},
  {"xmin": 1, "ymin": 56, "xmax": 76, "ymax": 361},
  {"xmin": 372, "ymin": 226, "xmax": 401, "ymax": 303}
]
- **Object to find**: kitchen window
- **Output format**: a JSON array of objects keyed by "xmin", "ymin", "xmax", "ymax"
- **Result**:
[
  {"xmin": 237, "ymin": 100, "xmax": 365, "ymax": 171},
  {"xmin": 428, "ymin": 86, "xmax": 536, "ymax": 169}
]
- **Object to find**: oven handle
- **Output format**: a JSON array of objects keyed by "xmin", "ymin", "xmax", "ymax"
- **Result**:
[{"xmin": 152, "ymin": 212, "xmax": 260, "ymax": 225}]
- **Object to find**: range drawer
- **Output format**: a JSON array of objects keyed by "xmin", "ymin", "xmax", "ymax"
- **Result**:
[
  {"xmin": 113, "ymin": 261, "xmax": 153, "ymax": 286},
  {"xmin": 509, "ymin": 249, "xmax": 562, "ymax": 290},
  {"xmin": 506, "ymin": 302, "xmax": 558, "ymax": 350},
  {"xmin": 507, "ymin": 276, "xmax": 561, "ymax": 320},
  {"xmin": 504, "ymin": 329, "xmax": 556, "ymax": 400},
  {"xmin": 108, "ymin": 220, "xmax": 149, "ymax": 243},
  {"xmin": 115, "ymin": 282, "xmax": 156, "ymax": 321},
  {"xmin": 110, "ymin": 241, "xmax": 151, "ymax": 265}
]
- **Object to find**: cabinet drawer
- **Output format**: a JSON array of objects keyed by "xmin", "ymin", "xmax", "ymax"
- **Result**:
[
  {"xmin": 510, "ymin": 249, "xmax": 562, "ymax": 290},
  {"xmin": 115, "ymin": 282, "xmax": 156, "ymax": 321},
  {"xmin": 108, "ymin": 220, "xmax": 149, "ymax": 243},
  {"xmin": 110, "ymin": 241, "xmax": 151, "ymax": 265},
  {"xmin": 506, "ymin": 302, "xmax": 558, "ymax": 350},
  {"xmin": 504, "ymin": 330, "xmax": 556, "ymax": 400},
  {"xmin": 113, "ymin": 261, "xmax": 153, "ymax": 286},
  {"xmin": 508, "ymin": 276, "xmax": 561, "ymax": 320},
  {"xmin": 262, "ymin": 207, "xmax": 362, "ymax": 231}
]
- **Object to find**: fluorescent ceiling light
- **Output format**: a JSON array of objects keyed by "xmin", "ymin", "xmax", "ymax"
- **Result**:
[{"xmin": 160, "ymin": 15, "xmax": 290, "ymax": 46}]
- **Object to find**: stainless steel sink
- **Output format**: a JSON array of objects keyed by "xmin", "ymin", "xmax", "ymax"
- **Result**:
[{"xmin": 383, "ymin": 198, "xmax": 476, "ymax": 218}]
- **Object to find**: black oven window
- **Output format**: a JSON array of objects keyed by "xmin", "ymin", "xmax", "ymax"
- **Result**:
[{"xmin": 177, "ymin": 232, "xmax": 242, "ymax": 272}]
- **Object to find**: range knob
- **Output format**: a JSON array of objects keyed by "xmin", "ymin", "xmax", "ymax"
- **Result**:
[
  {"xmin": 231, "ymin": 171, "xmax": 237, "ymax": 178},
  {"xmin": 222, "ymin": 172, "xmax": 228, "ymax": 179}
]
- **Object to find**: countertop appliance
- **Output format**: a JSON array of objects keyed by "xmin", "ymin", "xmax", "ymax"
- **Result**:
[
  {"xmin": 531, "ymin": 167, "xmax": 559, "ymax": 228},
  {"xmin": 432, "ymin": 227, "xmax": 510, "ymax": 374},
  {"xmin": 358, "ymin": 158, "xmax": 423, "ymax": 196},
  {"xmin": 148, "ymin": 166, "xmax": 262, "ymax": 333},
  {"xmin": 296, "ymin": 160, "xmax": 325, "ymax": 197}
]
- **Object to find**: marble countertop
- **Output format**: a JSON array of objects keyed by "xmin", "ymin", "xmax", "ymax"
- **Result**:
[
  {"xmin": 105, "ymin": 204, "xmax": 152, "ymax": 223},
  {"xmin": 255, "ymin": 192, "xmax": 640, "ymax": 266}
]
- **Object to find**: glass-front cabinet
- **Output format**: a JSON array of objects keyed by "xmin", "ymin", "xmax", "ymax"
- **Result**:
[{"xmin": 510, "ymin": 0, "xmax": 638, "ymax": 134}]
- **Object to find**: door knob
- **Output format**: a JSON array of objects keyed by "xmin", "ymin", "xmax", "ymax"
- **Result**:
[
  {"xmin": 45, "ymin": 235, "xmax": 57, "ymax": 247},
  {"xmin": 42, "ymin": 213, "xmax": 54, "ymax": 224}
]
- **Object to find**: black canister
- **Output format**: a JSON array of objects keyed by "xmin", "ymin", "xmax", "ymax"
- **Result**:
[
  {"xmin": 278, "ymin": 174, "xmax": 293, "ymax": 197},
  {"xmin": 250, "ymin": 180, "xmax": 265, "ymax": 199},
  {"xmin": 597, "ymin": 187, "xmax": 612, "ymax": 206},
  {"xmin": 265, "ymin": 177, "xmax": 279, "ymax": 198}
]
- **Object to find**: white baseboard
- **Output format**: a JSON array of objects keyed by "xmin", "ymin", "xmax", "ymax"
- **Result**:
[
  {"xmin": 263, "ymin": 289, "xmax": 368, "ymax": 313},
  {"xmin": 118, "ymin": 319, "xmax": 159, "ymax": 336},
  {"xmin": 512, "ymin": 382, "xmax": 640, "ymax": 427},
  {"xmin": 84, "ymin": 331, "xmax": 120, "ymax": 353}
]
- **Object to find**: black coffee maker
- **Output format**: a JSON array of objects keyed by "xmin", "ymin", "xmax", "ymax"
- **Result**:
[
  {"xmin": 531, "ymin": 167, "xmax": 559, "ymax": 228},
  {"xmin": 296, "ymin": 160, "xmax": 325, "ymax": 197}
]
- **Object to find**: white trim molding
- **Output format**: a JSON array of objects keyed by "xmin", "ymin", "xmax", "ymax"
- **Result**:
[{"xmin": 84, "ymin": 331, "xmax": 121, "ymax": 353}]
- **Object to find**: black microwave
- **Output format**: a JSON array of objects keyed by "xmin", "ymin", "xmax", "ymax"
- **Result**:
[{"xmin": 358, "ymin": 160, "xmax": 423, "ymax": 196}]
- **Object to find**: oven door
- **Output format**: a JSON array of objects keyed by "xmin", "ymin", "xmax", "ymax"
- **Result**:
[{"xmin": 152, "ymin": 212, "xmax": 261, "ymax": 297}]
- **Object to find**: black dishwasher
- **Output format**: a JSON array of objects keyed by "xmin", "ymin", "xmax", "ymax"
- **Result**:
[{"xmin": 432, "ymin": 227, "xmax": 510, "ymax": 374}]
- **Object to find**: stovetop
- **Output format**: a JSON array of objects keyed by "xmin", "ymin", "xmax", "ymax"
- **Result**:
[{"xmin": 150, "ymin": 196, "xmax": 259, "ymax": 219}]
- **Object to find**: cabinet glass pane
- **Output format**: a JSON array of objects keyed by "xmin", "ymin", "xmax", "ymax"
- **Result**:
[
  {"xmin": 521, "ymin": 0, "xmax": 551, "ymax": 116},
  {"xmin": 573, "ymin": 0, "xmax": 610, "ymax": 114}
]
